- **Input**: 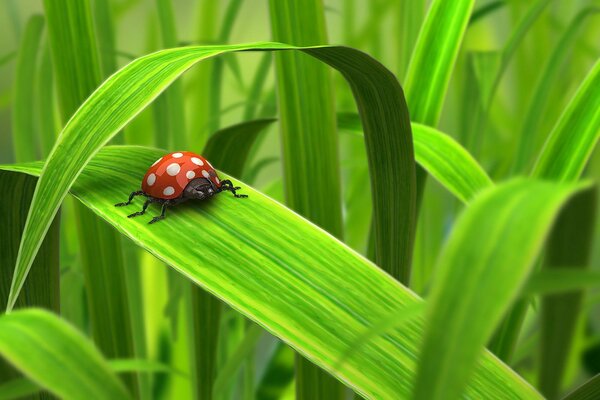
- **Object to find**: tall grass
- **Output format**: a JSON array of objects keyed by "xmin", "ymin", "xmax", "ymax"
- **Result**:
[{"xmin": 0, "ymin": 1, "xmax": 599, "ymax": 400}]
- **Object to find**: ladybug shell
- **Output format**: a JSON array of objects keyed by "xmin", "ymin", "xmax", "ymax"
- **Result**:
[{"xmin": 142, "ymin": 151, "xmax": 221, "ymax": 200}]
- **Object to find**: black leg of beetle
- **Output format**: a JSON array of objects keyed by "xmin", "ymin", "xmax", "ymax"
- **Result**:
[
  {"xmin": 219, "ymin": 180, "xmax": 247, "ymax": 198},
  {"xmin": 149, "ymin": 201, "xmax": 170, "ymax": 224},
  {"xmin": 115, "ymin": 190, "xmax": 145, "ymax": 207},
  {"xmin": 127, "ymin": 199, "xmax": 151, "ymax": 218}
]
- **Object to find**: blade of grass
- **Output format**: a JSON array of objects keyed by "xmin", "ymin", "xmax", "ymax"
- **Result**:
[
  {"xmin": 513, "ymin": 7, "xmax": 600, "ymax": 173},
  {"xmin": 212, "ymin": 323, "xmax": 264, "ymax": 397},
  {"xmin": 43, "ymin": 0, "xmax": 138, "ymax": 393},
  {"xmin": 0, "ymin": 146, "xmax": 541, "ymax": 399},
  {"xmin": 470, "ymin": 0, "xmax": 506, "ymax": 24},
  {"xmin": 202, "ymin": 119, "xmax": 276, "ymax": 177},
  {"xmin": 539, "ymin": 188, "xmax": 597, "ymax": 398},
  {"xmin": 189, "ymin": 0, "xmax": 218, "ymax": 148},
  {"xmin": 269, "ymin": 2, "xmax": 352, "ymax": 396},
  {"xmin": 37, "ymin": 44, "xmax": 58, "ymax": 158},
  {"xmin": 413, "ymin": 178, "xmax": 591, "ymax": 400},
  {"xmin": 12, "ymin": 14, "xmax": 44, "ymax": 162},
  {"xmin": 532, "ymin": 59, "xmax": 600, "ymax": 181},
  {"xmin": 563, "ymin": 374, "xmax": 600, "ymax": 400},
  {"xmin": 396, "ymin": 0, "xmax": 425, "ymax": 79},
  {"xmin": 522, "ymin": 270, "xmax": 600, "ymax": 297},
  {"xmin": 0, "ymin": 309, "xmax": 131, "ymax": 400},
  {"xmin": 255, "ymin": 342, "xmax": 295, "ymax": 400},
  {"xmin": 156, "ymin": 0, "xmax": 187, "ymax": 149},
  {"xmin": 0, "ymin": 172, "xmax": 60, "ymax": 391},
  {"xmin": 0, "ymin": 358, "xmax": 187, "ymax": 400},
  {"xmin": 208, "ymin": 0, "xmax": 243, "ymax": 134},
  {"xmin": 338, "ymin": 113, "xmax": 492, "ymax": 203},
  {"xmin": 243, "ymin": 53, "xmax": 272, "ymax": 120}
]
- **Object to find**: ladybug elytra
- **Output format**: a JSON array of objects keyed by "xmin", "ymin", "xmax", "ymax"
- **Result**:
[{"xmin": 115, "ymin": 151, "xmax": 247, "ymax": 224}]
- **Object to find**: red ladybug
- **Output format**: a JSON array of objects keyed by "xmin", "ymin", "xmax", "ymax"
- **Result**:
[{"xmin": 115, "ymin": 151, "xmax": 247, "ymax": 224}]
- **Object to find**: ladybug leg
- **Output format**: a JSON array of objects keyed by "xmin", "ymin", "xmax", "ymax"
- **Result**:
[
  {"xmin": 148, "ymin": 200, "xmax": 170, "ymax": 224},
  {"xmin": 219, "ymin": 180, "xmax": 248, "ymax": 198},
  {"xmin": 115, "ymin": 190, "xmax": 145, "ymax": 207},
  {"xmin": 127, "ymin": 199, "xmax": 152, "ymax": 218}
]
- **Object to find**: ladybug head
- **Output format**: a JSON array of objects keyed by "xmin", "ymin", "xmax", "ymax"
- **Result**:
[{"xmin": 183, "ymin": 178, "xmax": 218, "ymax": 200}]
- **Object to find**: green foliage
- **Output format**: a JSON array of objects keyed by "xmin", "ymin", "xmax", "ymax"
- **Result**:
[
  {"xmin": 0, "ymin": 309, "xmax": 131, "ymax": 400},
  {"xmin": 0, "ymin": 146, "xmax": 539, "ymax": 399}
]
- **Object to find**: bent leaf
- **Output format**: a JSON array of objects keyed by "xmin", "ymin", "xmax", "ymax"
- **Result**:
[
  {"xmin": 338, "ymin": 113, "xmax": 492, "ymax": 203},
  {"xmin": 7, "ymin": 42, "xmax": 416, "ymax": 327},
  {"xmin": 414, "ymin": 179, "xmax": 590, "ymax": 400},
  {"xmin": 0, "ymin": 146, "xmax": 539, "ymax": 399},
  {"xmin": 0, "ymin": 309, "xmax": 131, "ymax": 400}
]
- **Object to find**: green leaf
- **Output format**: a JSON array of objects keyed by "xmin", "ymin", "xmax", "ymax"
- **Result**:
[
  {"xmin": 0, "ymin": 309, "xmax": 131, "ymax": 400},
  {"xmin": 0, "ymin": 359, "xmax": 186, "ymax": 400},
  {"xmin": 413, "ymin": 178, "xmax": 590, "ymax": 400},
  {"xmin": 532, "ymin": 59, "xmax": 600, "ymax": 181},
  {"xmin": 12, "ymin": 14, "xmax": 44, "ymax": 162},
  {"xmin": 6, "ymin": 42, "xmax": 417, "ymax": 340},
  {"xmin": 522, "ymin": 269, "xmax": 600, "ymax": 297},
  {"xmin": 43, "ymin": 2, "xmax": 137, "ymax": 394},
  {"xmin": 202, "ymin": 118, "xmax": 276, "ymax": 177},
  {"xmin": 405, "ymin": 0, "xmax": 474, "ymax": 125},
  {"xmin": 563, "ymin": 373, "xmax": 600, "ymax": 400},
  {"xmin": 338, "ymin": 113, "xmax": 492, "ymax": 203},
  {"xmin": 269, "ymin": 1, "xmax": 346, "ymax": 396},
  {"xmin": 0, "ymin": 171, "xmax": 60, "ymax": 390},
  {"xmin": 513, "ymin": 7, "xmax": 600, "ymax": 172},
  {"xmin": 539, "ymin": 188, "xmax": 597, "ymax": 398},
  {"xmin": 0, "ymin": 146, "xmax": 540, "ymax": 399}
]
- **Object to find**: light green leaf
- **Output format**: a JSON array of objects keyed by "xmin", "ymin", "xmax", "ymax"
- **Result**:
[
  {"xmin": 532, "ymin": 59, "xmax": 600, "ymax": 181},
  {"xmin": 12, "ymin": 14, "xmax": 44, "ymax": 162},
  {"xmin": 523, "ymin": 269, "xmax": 600, "ymax": 297},
  {"xmin": 563, "ymin": 373, "xmax": 600, "ymax": 400},
  {"xmin": 0, "ymin": 309, "xmax": 131, "ymax": 400},
  {"xmin": 202, "ymin": 118, "xmax": 276, "ymax": 177},
  {"xmin": 338, "ymin": 113, "xmax": 492, "ymax": 203},
  {"xmin": 414, "ymin": 178, "xmax": 590, "ymax": 400},
  {"xmin": 6, "ymin": 42, "xmax": 417, "ymax": 336},
  {"xmin": 405, "ymin": 0, "xmax": 474, "ymax": 125},
  {"xmin": 0, "ymin": 146, "xmax": 539, "ymax": 399}
]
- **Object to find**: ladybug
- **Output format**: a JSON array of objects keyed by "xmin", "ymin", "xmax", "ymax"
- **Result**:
[{"xmin": 115, "ymin": 151, "xmax": 247, "ymax": 224}]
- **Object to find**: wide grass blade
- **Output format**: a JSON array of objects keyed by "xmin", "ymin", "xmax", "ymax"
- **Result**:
[
  {"xmin": 413, "ymin": 178, "xmax": 590, "ymax": 400},
  {"xmin": 563, "ymin": 374, "xmax": 600, "ymax": 400},
  {"xmin": 522, "ymin": 270, "xmax": 600, "ymax": 297},
  {"xmin": 202, "ymin": 119, "xmax": 276, "ymax": 177},
  {"xmin": 43, "ymin": 1, "xmax": 138, "ymax": 393},
  {"xmin": 513, "ymin": 7, "xmax": 600, "ymax": 173},
  {"xmin": 539, "ymin": 188, "xmax": 597, "ymax": 398},
  {"xmin": 338, "ymin": 113, "xmax": 492, "ymax": 203},
  {"xmin": 405, "ymin": 0, "xmax": 474, "ymax": 125},
  {"xmin": 4, "ymin": 43, "xmax": 417, "ymax": 340},
  {"xmin": 532, "ymin": 59, "xmax": 600, "ymax": 181},
  {"xmin": 0, "ymin": 309, "xmax": 131, "ymax": 400},
  {"xmin": 0, "ymin": 172, "xmax": 59, "ymax": 390},
  {"xmin": 0, "ymin": 146, "xmax": 540, "ymax": 399},
  {"xmin": 12, "ymin": 14, "xmax": 44, "ymax": 162},
  {"xmin": 268, "ymin": 1, "xmax": 345, "ymax": 396}
]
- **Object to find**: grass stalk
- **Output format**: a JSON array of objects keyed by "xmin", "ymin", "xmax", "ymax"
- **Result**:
[
  {"xmin": 268, "ymin": 1, "xmax": 345, "ymax": 398},
  {"xmin": 43, "ymin": 0, "xmax": 137, "ymax": 394}
]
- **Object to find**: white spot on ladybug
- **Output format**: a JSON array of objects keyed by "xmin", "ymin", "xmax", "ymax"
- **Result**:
[
  {"xmin": 172, "ymin": 152, "xmax": 183, "ymax": 158},
  {"xmin": 215, "ymin": 177, "xmax": 220, "ymax": 184},
  {"xmin": 166, "ymin": 163, "xmax": 181, "ymax": 176},
  {"xmin": 147, "ymin": 173, "xmax": 156, "ymax": 186},
  {"xmin": 163, "ymin": 186, "xmax": 175, "ymax": 196},
  {"xmin": 152, "ymin": 157, "xmax": 162, "ymax": 166},
  {"xmin": 191, "ymin": 157, "xmax": 204, "ymax": 166},
  {"xmin": 186, "ymin": 170, "xmax": 195, "ymax": 179},
  {"xmin": 202, "ymin": 170, "xmax": 210, "ymax": 179}
]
